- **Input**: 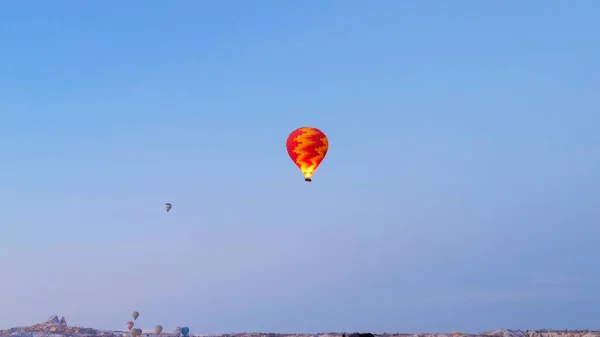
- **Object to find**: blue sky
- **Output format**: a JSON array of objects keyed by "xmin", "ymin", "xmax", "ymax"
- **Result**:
[{"xmin": 0, "ymin": 0, "xmax": 599, "ymax": 333}]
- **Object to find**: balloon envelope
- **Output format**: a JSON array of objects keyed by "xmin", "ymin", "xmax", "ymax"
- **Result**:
[
  {"xmin": 154, "ymin": 326, "xmax": 163, "ymax": 335},
  {"xmin": 181, "ymin": 327, "xmax": 189, "ymax": 337},
  {"xmin": 132, "ymin": 311, "xmax": 139, "ymax": 320},
  {"xmin": 164, "ymin": 203, "xmax": 172, "ymax": 212},
  {"xmin": 127, "ymin": 322, "xmax": 134, "ymax": 331},
  {"xmin": 173, "ymin": 328, "xmax": 182, "ymax": 336},
  {"xmin": 286, "ymin": 127, "xmax": 328, "ymax": 181}
]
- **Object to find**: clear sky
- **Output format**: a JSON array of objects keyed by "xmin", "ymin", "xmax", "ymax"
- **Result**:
[{"xmin": 0, "ymin": 0, "xmax": 599, "ymax": 334}]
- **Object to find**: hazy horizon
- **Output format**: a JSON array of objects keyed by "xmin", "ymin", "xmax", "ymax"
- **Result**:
[{"xmin": 1, "ymin": 0, "xmax": 599, "ymax": 333}]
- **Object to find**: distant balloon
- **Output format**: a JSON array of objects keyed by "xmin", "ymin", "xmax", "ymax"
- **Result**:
[
  {"xmin": 173, "ymin": 327, "xmax": 182, "ymax": 336},
  {"xmin": 132, "ymin": 311, "xmax": 139, "ymax": 320},
  {"xmin": 154, "ymin": 326, "xmax": 163, "ymax": 335},
  {"xmin": 127, "ymin": 322, "xmax": 134, "ymax": 331},
  {"xmin": 286, "ymin": 127, "xmax": 329, "ymax": 182},
  {"xmin": 164, "ymin": 203, "xmax": 172, "ymax": 212},
  {"xmin": 181, "ymin": 327, "xmax": 189, "ymax": 337},
  {"xmin": 132, "ymin": 329, "xmax": 142, "ymax": 337}
]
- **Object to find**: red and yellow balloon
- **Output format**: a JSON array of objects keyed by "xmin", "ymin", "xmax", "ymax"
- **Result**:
[{"xmin": 286, "ymin": 127, "xmax": 329, "ymax": 182}]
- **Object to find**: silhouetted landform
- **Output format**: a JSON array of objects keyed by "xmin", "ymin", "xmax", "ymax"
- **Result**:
[
  {"xmin": 1, "ymin": 316, "xmax": 598, "ymax": 337},
  {"xmin": 348, "ymin": 333, "xmax": 375, "ymax": 337},
  {"xmin": 0, "ymin": 315, "xmax": 102, "ymax": 337}
]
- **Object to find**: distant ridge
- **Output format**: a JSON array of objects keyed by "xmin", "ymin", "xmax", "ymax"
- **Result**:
[{"xmin": 0, "ymin": 317, "xmax": 598, "ymax": 337}]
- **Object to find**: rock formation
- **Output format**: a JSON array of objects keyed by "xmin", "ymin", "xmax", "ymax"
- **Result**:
[{"xmin": 43, "ymin": 315, "xmax": 60, "ymax": 325}]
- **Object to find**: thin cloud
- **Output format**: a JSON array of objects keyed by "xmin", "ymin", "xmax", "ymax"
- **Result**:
[
  {"xmin": 420, "ymin": 287, "xmax": 600, "ymax": 305},
  {"xmin": 529, "ymin": 273, "xmax": 600, "ymax": 287}
]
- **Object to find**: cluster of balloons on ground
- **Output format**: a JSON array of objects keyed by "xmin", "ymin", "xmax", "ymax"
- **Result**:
[
  {"xmin": 162, "ymin": 126, "xmax": 329, "ymax": 212},
  {"xmin": 126, "ymin": 311, "xmax": 189, "ymax": 337}
]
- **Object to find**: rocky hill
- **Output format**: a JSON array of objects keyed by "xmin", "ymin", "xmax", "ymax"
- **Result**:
[
  {"xmin": 0, "ymin": 317, "xmax": 598, "ymax": 337},
  {"xmin": 0, "ymin": 315, "xmax": 106, "ymax": 337}
]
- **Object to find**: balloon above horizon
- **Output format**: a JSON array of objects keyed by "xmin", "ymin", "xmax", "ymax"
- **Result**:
[
  {"xmin": 154, "ymin": 325, "xmax": 163, "ymax": 335},
  {"xmin": 286, "ymin": 127, "xmax": 329, "ymax": 182},
  {"xmin": 132, "ymin": 311, "xmax": 139, "ymax": 320},
  {"xmin": 164, "ymin": 203, "xmax": 172, "ymax": 212}
]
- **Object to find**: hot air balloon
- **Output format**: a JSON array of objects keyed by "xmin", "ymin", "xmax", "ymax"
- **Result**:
[
  {"xmin": 173, "ymin": 327, "xmax": 182, "ymax": 336},
  {"xmin": 132, "ymin": 329, "xmax": 142, "ymax": 337},
  {"xmin": 154, "ymin": 326, "xmax": 163, "ymax": 335},
  {"xmin": 127, "ymin": 322, "xmax": 134, "ymax": 331},
  {"xmin": 286, "ymin": 127, "xmax": 329, "ymax": 182},
  {"xmin": 181, "ymin": 327, "xmax": 189, "ymax": 337},
  {"xmin": 132, "ymin": 311, "xmax": 139, "ymax": 320},
  {"xmin": 164, "ymin": 203, "xmax": 172, "ymax": 212}
]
